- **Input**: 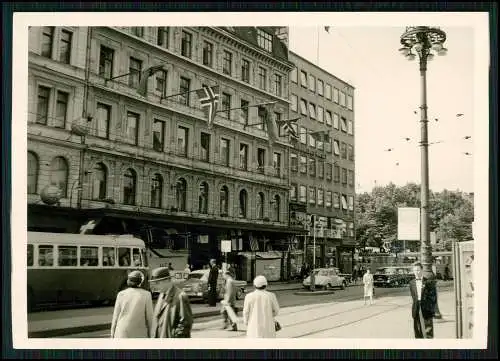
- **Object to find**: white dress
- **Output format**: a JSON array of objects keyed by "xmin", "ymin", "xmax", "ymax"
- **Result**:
[
  {"xmin": 243, "ymin": 289, "xmax": 280, "ymax": 338},
  {"xmin": 363, "ymin": 273, "xmax": 374, "ymax": 297}
]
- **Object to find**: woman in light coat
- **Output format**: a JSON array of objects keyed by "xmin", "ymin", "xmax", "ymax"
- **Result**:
[
  {"xmin": 243, "ymin": 275, "xmax": 280, "ymax": 338},
  {"xmin": 110, "ymin": 270, "xmax": 154, "ymax": 338},
  {"xmin": 363, "ymin": 269, "xmax": 374, "ymax": 305}
]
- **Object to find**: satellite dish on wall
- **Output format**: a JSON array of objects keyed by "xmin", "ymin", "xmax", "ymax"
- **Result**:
[{"xmin": 40, "ymin": 185, "xmax": 63, "ymax": 205}]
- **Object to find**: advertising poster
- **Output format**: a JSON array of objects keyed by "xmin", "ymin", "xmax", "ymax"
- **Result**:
[
  {"xmin": 397, "ymin": 207, "xmax": 420, "ymax": 241},
  {"xmin": 454, "ymin": 241, "xmax": 474, "ymax": 338}
]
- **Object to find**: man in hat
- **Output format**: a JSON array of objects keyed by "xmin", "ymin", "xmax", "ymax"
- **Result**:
[
  {"xmin": 221, "ymin": 270, "xmax": 238, "ymax": 331},
  {"xmin": 149, "ymin": 267, "xmax": 193, "ymax": 338},
  {"xmin": 207, "ymin": 258, "xmax": 219, "ymax": 307}
]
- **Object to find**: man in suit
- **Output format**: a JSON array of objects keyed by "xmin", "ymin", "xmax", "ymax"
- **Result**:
[
  {"xmin": 221, "ymin": 270, "xmax": 238, "ymax": 330},
  {"xmin": 207, "ymin": 258, "xmax": 219, "ymax": 307},
  {"xmin": 149, "ymin": 267, "xmax": 193, "ymax": 338},
  {"xmin": 409, "ymin": 262, "xmax": 437, "ymax": 338}
]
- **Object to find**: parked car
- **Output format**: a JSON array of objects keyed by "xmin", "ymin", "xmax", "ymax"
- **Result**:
[
  {"xmin": 180, "ymin": 269, "xmax": 247, "ymax": 302},
  {"xmin": 373, "ymin": 266, "xmax": 413, "ymax": 287},
  {"xmin": 303, "ymin": 268, "xmax": 347, "ymax": 290}
]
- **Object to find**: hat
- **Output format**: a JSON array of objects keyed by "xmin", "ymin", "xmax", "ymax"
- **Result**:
[
  {"xmin": 253, "ymin": 275, "xmax": 268, "ymax": 288},
  {"xmin": 150, "ymin": 267, "xmax": 172, "ymax": 282},
  {"xmin": 127, "ymin": 270, "xmax": 144, "ymax": 287}
]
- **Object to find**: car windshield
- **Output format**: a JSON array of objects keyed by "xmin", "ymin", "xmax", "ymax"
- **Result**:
[
  {"xmin": 314, "ymin": 270, "xmax": 329, "ymax": 276},
  {"xmin": 376, "ymin": 268, "xmax": 396, "ymax": 275},
  {"xmin": 187, "ymin": 273, "xmax": 206, "ymax": 280}
]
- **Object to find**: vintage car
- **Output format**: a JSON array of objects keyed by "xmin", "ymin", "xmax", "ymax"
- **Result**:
[
  {"xmin": 303, "ymin": 268, "xmax": 347, "ymax": 290},
  {"xmin": 180, "ymin": 269, "xmax": 247, "ymax": 302},
  {"xmin": 373, "ymin": 266, "xmax": 413, "ymax": 287}
]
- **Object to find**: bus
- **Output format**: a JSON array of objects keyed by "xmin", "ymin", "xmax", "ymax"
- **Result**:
[{"xmin": 27, "ymin": 232, "xmax": 150, "ymax": 312}]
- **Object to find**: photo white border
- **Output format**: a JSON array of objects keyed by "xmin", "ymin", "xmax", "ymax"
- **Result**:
[{"xmin": 11, "ymin": 11, "xmax": 490, "ymax": 350}]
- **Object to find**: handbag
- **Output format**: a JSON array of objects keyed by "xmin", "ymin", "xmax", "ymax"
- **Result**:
[{"xmin": 275, "ymin": 320, "xmax": 282, "ymax": 332}]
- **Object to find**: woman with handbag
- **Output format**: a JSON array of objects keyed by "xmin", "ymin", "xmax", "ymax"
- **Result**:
[{"xmin": 243, "ymin": 275, "xmax": 280, "ymax": 338}]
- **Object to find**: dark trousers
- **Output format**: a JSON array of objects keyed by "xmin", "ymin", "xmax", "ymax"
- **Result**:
[
  {"xmin": 207, "ymin": 284, "xmax": 217, "ymax": 306},
  {"xmin": 413, "ymin": 303, "xmax": 434, "ymax": 338}
]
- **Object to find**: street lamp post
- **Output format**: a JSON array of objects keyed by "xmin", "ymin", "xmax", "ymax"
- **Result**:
[{"xmin": 399, "ymin": 26, "xmax": 447, "ymax": 279}]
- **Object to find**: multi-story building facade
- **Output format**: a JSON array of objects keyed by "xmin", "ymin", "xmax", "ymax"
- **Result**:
[
  {"xmin": 288, "ymin": 51, "xmax": 356, "ymax": 273},
  {"xmin": 27, "ymin": 26, "xmax": 302, "ymax": 281}
]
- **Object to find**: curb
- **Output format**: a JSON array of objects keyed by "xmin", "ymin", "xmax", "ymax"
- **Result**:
[{"xmin": 294, "ymin": 290, "xmax": 337, "ymax": 296}]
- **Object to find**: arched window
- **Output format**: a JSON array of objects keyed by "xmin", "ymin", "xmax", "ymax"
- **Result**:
[
  {"xmin": 176, "ymin": 178, "xmax": 187, "ymax": 211},
  {"xmin": 198, "ymin": 182, "xmax": 209, "ymax": 214},
  {"xmin": 28, "ymin": 152, "xmax": 38, "ymax": 194},
  {"xmin": 151, "ymin": 173, "xmax": 163, "ymax": 208},
  {"xmin": 239, "ymin": 189, "xmax": 248, "ymax": 218},
  {"xmin": 123, "ymin": 168, "xmax": 137, "ymax": 205},
  {"xmin": 257, "ymin": 192, "xmax": 265, "ymax": 219},
  {"xmin": 273, "ymin": 195, "xmax": 280, "ymax": 222},
  {"xmin": 50, "ymin": 156, "xmax": 68, "ymax": 197},
  {"xmin": 220, "ymin": 185, "xmax": 229, "ymax": 216},
  {"xmin": 92, "ymin": 163, "xmax": 107, "ymax": 200}
]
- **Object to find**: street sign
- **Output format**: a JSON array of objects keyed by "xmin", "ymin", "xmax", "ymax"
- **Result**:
[
  {"xmin": 397, "ymin": 207, "xmax": 420, "ymax": 241},
  {"xmin": 221, "ymin": 240, "xmax": 232, "ymax": 253}
]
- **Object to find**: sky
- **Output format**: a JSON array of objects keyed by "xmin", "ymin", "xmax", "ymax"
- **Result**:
[{"xmin": 288, "ymin": 25, "xmax": 477, "ymax": 194}]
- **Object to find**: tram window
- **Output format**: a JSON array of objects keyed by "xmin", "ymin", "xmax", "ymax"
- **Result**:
[
  {"xmin": 141, "ymin": 248, "xmax": 148, "ymax": 267},
  {"xmin": 102, "ymin": 247, "xmax": 116, "ymax": 266},
  {"xmin": 132, "ymin": 248, "xmax": 141, "ymax": 267},
  {"xmin": 118, "ymin": 248, "xmax": 131, "ymax": 267},
  {"xmin": 59, "ymin": 246, "xmax": 78, "ymax": 266},
  {"xmin": 28, "ymin": 244, "xmax": 34, "ymax": 266},
  {"xmin": 80, "ymin": 246, "xmax": 99, "ymax": 266},
  {"xmin": 38, "ymin": 245, "xmax": 54, "ymax": 266}
]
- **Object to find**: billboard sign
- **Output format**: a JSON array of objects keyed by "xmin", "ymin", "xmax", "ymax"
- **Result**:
[
  {"xmin": 397, "ymin": 207, "xmax": 420, "ymax": 241},
  {"xmin": 454, "ymin": 240, "xmax": 474, "ymax": 338}
]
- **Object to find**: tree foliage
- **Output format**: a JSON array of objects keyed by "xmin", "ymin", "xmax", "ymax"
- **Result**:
[{"xmin": 355, "ymin": 183, "xmax": 474, "ymax": 251}]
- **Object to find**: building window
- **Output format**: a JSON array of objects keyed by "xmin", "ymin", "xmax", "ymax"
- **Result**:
[
  {"xmin": 341, "ymin": 194, "xmax": 348, "ymax": 210},
  {"xmin": 348, "ymin": 222, "xmax": 355, "ymax": 237},
  {"xmin": 299, "ymin": 185, "xmax": 307, "ymax": 203},
  {"xmin": 309, "ymin": 158, "xmax": 316, "ymax": 176},
  {"xmin": 347, "ymin": 95, "xmax": 353, "ymax": 110},
  {"xmin": 318, "ymin": 161, "xmax": 324, "ymax": 178},
  {"xmin": 181, "ymin": 31, "xmax": 192, "ymax": 58},
  {"xmin": 326, "ymin": 163, "xmax": 332, "ymax": 181},
  {"xmin": 291, "ymin": 94, "xmax": 298, "ymax": 112},
  {"xmin": 221, "ymin": 92, "xmax": 231, "ymax": 119},
  {"xmin": 334, "ymin": 165, "xmax": 340, "ymax": 182},
  {"xmin": 309, "ymin": 75, "xmax": 316, "ymax": 92},
  {"xmin": 123, "ymin": 168, "xmax": 136, "ymax": 205},
  {"xmin": 317, "ymin": 106, "xmax": 324, "ymax": 123},
  {"xmin": 177, "ymin": 126, "xmax": 188, "ymax": 157},
  {"xmin": 300, "ymin": 127, "xmax": 307, "ymax": 144},
  {"xmin": 257, "ymin": 29, "xmax": 273, "ymax": 52},
  {"xmin": 239, "ymin": 143, "xmax": 248, "ymax": 170},
  {"xmin": 308, "ymin": 103, "xmax": 316, "ymax": 119},
  {"xmin": 290, "ymin": 184, "xmax": 297, "ymax": 201},
  {"xmin": 348, "ymin": 145, "xmax": 354, "ymax": 161},
  {"xmin": 36, "ymin": 86, "xmax": 50, "ymax": 125},
  {"xmin": 258, "ymin": 67, "xmax": 267, "ymax": 90},
  {"xmin": 326, "ymin": 191, "xmax": 332, "ymax": 208},
  {"xmin": 341, "ymin": 142, "xmax": 347, "ymax": 159},
  {"xmin": 325, "ymin": 110, "xmax": 332, "ymax": 126},
  {"xmin": 348, "ymin": 195, "xmax": 354, "ymax": 211},
  {"xmin": 325, "ymin": 83, "xmax": 332, "ymax": 100},
  {"xmin": 239, "ymin": 189, "xmax": 248, "ymax": 218},
  {"xmin": 256, "ymin": 106, "xmax": 265, "ymax": 130},
  {"xmin": 326, "ymin": 138, "xmax": 332, "ymax": 153},
  {"xmin": 340, "ymin": 91, "xmax": 346, "ymax": 107},
  {"xmin": 348, "ymin": 170, "xmax": 355, "ymax": 188},
  {"xmin": 317, "ymin": 189, "xmax": 324, "ymax": 206},
  {"xmin": 54, "ymin": 91, "xmax": 68, "ymax": 128},
  {"xmin": 59, "ymin": 29, "xmax": 72, "ymax": 64},
  {"xmin": 240, "ymin": 100, "xmax": 249, "ymax": 124},
  {"xmin": 41, "ymin": 26, "xmax": 54, "ymax": 58},
  {"xmin": 220, "ymin": 138, "xmax": 230, "ymax": 166},
  {"xmin": 300, "ymin": 71, "xmax": 307, "ymax": 88},
  {"xmin": 125, "ymin": 111, "xmax": 139, "ymax": 145},
  {"xmin": 333, "ymin": 192, "xmax": 340, "ymax": 208},
  {"xmin": 272, "ymin": 195, "xmax": 280, "ymax": 222},
  {"xmin": 290, "ymin": 153, "xmax": 298, "ymax": 172},
  {"xmin": 257, "ymin": 192, "xmax": 265, "ymax": 219},
  {"xmin": 175, "ymin": 178, "xmax": 187, "ymax": 211},
  {"xmin": 308, "ymin": 133, "xmax": 316, "ymax": 148},
  {"xmin": 220, "ymin": 185, "xmax": 229, "ymax": 216},
  {"xmin": 273, "ymin": 152, "xmax": 281, "ymax": 177},
  {"xmin": 309, "ymin": 186, "xmax": 316, "ymax": 205},
  {"xmin": 152, "ymin": 119, "xmax": 165, "ymax": 152},
  {"xmin": 333, "ymin": 113, "xmax": 339, "ymax": 129},
  {"xmin": 176, "ymin": 77, "xmax": 190, "ymax": 106},
  {"xmin": 274, "ymin": 73, "xmax": 282, "ymax": 97},
  {"xmin": 131, "ymin": 27, "xmax": 143, "ymax": 37},
  {"xmin": 333, "ymin": 140, "xmax": 340, "ymax": 156},
  {"xmin": 50, "ymin": 157, "xmax": 68, "ymax": 197},
  {"xmin": 202, "ymin": 41, "xmax": 213, "ymax": 67},
  {"xmin": 96, "ymin": 103, "xmax": 110, "ymax": 139},
  {"xmin": 157, "ymin": 27, "xmax": 169, "ymax": 48},
  {"xmin": 333, "ymin": 88, "xmax": 339, "ymax": 103},
  {"xmin": 99, "ymin": 46, "xmax": 114, "ymax": 79},
  {"xmin": 348, "ymin": 119, "xmax": 354, "ymax": 135},
  {"xmin": 155, "ymin": 70, "xmax": 167, "ymax": 97},
  {"xmin": 342, "ymin": 168, "xmax": 348, "ymax": 184},
  {"xmin": 199, "ymin": 182, "xmax": 209, "ymax": 214},
  {"xmin": 92, "ymin": 163, "xmax": 107, "ymax": 200},
  {"xmin": 241, "ymin": 59, "xmax": 250, "ymax": 83},
  {"xmin": 300, "ymin": 99, "xmax": 308, "ymax": 115},
  {"xmin": 299, "ymin": 156, "xmax": 307, "ymax": 173},
  {"xmin": 340, "ymin": 116, "xmax": 348, "ymax": 132},
  {"xmin": 317, "ymin": 79, "xmax": 324, "ymax": 96},
  {"xmin": 28, "ymin": 152, "xmax": 38, "ymax": 194},
  {"xmin": 291, "ymin": 68, "xmax": 298, "ymax": 83},
  {"xmin": 150, "ymin": 173, "xmax": 163, "ymax": 208},
  {"xmin": 223, "ymin": 50, "xmax": 232, "ymax": 75},
  {"xmin": 129, "ymin": 57, "xmax": 142, "ymax": 88},
  {"xmin": 257, "ymin": 148, "xmax": 265, "ymax": 173},
  {"xmin": 200, "ymin": 132, "xmax": 210, "ymax": 162}
]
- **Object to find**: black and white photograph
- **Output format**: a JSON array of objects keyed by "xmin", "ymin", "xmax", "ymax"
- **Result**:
[{"xmin": 9, "ymin": 11, "xmax": 490, "ymax": 350}]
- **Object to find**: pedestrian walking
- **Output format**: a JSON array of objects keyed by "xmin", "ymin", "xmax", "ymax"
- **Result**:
[
  {"xmin": 184, "ymin": 264, "xmax": 191, "ymax": 273},
  {"xmin": 220, "ymin": 270, "xmax": 238, "ymax": 331},
  {"xmin": 362, "ymin": 269, "xmax": 374, "ymax": 305},
  {"xmin": 207, "ymin": 258, "xmax": 219, "ymax": 307},
  {"xmin": 243, "ymin": 275, "xmax": 280, "ymax": 338},
  {"xmin": 110, "ymin": 270, "xmax": 153, "ymax": 338},
  {"xmin": 409, "ymin": 262, "xmax": 437, "ymax": 338},
  {"xmin": 149, "ymin": 267, "xmax": 193, "ymax": 338}
]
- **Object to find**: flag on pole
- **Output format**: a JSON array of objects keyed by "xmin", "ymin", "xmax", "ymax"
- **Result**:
[
  {"xmin": 258, "ymin": 102, "xmax": 278, "ymax": 144},
  {"xmin": 277, "ymin": 117, "xmax": 300, "ymax": 139},
  {"xmin": 195, "ymin": 85, "xmax": 220, "ymax": 128},
  {"xmin": 324, "ymin": 26, "xmax": 331, "ymax": 33},
  {"xmin": 137, "ymin": 65, "xmax": 165, "ymax": 96}
]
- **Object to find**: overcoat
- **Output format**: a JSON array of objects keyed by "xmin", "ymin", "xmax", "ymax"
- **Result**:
[
  {"xmin": 151, "ymin": 285, "xmax": 193, "ymax": 338},
  {"xmin": 243, "ymin": 289, "xmax": 280, "ymax": 338},
  {"xmin": 110, "ymin": 287, "xmax": 154, "ymax": 338}
]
